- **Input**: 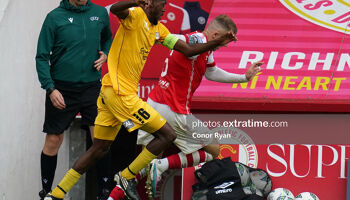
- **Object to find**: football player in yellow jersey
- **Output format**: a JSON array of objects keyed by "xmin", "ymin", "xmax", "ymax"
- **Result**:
[{"xmin": 45, "ymin": 0, "xmax": 236, "ymax": 200}]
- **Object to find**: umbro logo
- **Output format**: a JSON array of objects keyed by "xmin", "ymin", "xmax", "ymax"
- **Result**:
[
  {"xmin": 214, "ymin": 181, "xmax": 235, "ymax": 189},
  {"xmin": 68, "ymin": 17, "xmax": 73, "ymax": 23}
]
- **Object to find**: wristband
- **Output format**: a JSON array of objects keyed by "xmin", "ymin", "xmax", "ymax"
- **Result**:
[{"xmin": 46, "ymin": 87, "xmax": 55, "ymax": 95}]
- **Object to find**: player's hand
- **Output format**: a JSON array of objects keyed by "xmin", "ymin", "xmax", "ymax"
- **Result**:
[
  {"xmin": 94, "ymin": 51, "xmax": 107, "ymax": 71},
  {"xmin": 217, "ymin": 31, "xmax": 238, "ymax": 46},
  {"xmin": 135, "ymin": 0, "xmax": 149, "ymax": 7},
  {"xmin": 245, "ymin": 61, "xmax": 263, "ymax": 81},
  {"xmin": 49, "ymin": 90, "xmax": 66, "ymax": 110}
]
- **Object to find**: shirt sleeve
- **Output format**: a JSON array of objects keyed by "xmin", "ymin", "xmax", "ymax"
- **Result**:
[
  {"xmin": 35, "ymin": 14, "xmax": 55, "ymax": 90},
  {"xmin": 206, "ymin": 51, "xmax": 216, "ymax": 68},
  {"xmin": 186, "ymin": 33, "xmax": 205, "ymax": 44},
  {"xmin": 157, "ymin": 23, "xmax": 171, "ymax": 43},
  {"xmin": 172, "ymin": 34, "xmax": 186, "ymax": 42},
  {"xmin": 205, "ymin": 66, "xmax": 248, "ymax": 83},
  {"xmin": 119, "ymin": 7, "xmax": 142, "ymax": 30}
]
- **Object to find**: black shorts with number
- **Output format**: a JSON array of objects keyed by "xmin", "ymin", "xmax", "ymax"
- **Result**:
[{"xmin": 43, "ymin": 81, "xmax": 101, "ymax": 134}]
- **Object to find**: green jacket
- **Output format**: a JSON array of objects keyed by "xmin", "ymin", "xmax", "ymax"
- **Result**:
[{"xmin": 36, "ymin": 0, "xmax": 112, "ymax": 90}]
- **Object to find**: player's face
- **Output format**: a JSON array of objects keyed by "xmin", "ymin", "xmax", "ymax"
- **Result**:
[
  {"xmin": 69, "ymin": 0, "xmax": 88, "ymax": 7},
  {"xmin": 149, "ymin": 0, "xmax": 166, "ymax": 25},
  {"xmin": 212, "ymin": 30, "xmax": 237, "ymax": 51}
]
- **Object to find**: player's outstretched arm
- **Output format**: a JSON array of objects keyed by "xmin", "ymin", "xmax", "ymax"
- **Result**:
[
  {"xmin": 172, "ymin": 31, "xmax": 236, "ymax": 57},
  {"xmin": 205, "ymin": 62, "xmax": 263, "ymax": 83},
  {"xmin": 205, "ymin": 67, "xmax": 247, "ymax": 83},
  {"xmin": 110, "ymin": 0, "xmax": 148, "ymax": 19}
]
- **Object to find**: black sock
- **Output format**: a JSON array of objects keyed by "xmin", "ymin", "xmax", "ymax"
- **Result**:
[{"xmin": 41, "ymin": 152, "xmax": 57, "ymax": 193}]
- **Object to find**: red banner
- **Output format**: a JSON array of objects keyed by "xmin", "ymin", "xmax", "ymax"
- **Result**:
[
  {"xmin": 183, "ymin": 144, "xmax": 350, "ymax": 200},
  {"xmin": 195, "ymin": 0, "xmax": 350, "ymax": 100},
  {"xmin": 191, "ymin": 0, "xmax": 350, "ymax": 112}
]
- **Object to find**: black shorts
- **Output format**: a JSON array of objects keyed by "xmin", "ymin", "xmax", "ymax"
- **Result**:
[{"xmin": 43, "ymin": 81, "xmax": 101, "ymax": 134}]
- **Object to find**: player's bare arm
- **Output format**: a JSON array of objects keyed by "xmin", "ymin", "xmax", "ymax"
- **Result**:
[
  {"xmin": 110, "ymin": 0, "xmax": 149, "ymax": 19},
  {"xmin": 173, "ymin": 31, "xmax": 236, "ymax": 57}
]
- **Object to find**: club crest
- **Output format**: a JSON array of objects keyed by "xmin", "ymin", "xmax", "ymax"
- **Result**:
[{"xmin": 279, "ymin": 0, "xmax": 350, "ymax": 34}]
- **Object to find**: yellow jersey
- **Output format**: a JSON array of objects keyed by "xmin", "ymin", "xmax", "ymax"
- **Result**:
[{"xmin": 103, "ymin": 7, "xmax": 171, "ymax": 95}]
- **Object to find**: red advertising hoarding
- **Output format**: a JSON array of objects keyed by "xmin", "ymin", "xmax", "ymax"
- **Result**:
[
  {"xmin": 183, "ymin": 144, "xmax": 350, "ymax": 200},
  {"xmin": 191, "ymin": 0, "xmax": 350, "ymax": 112}
]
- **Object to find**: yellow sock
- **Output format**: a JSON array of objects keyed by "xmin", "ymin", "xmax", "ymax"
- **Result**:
[
  {"xmin": 121, "ymin": 148, "xmax": 157, "ymax": 180},
  {"xmin": 52, "ymin": 168, "xmax": 81, "ymax": 198}
]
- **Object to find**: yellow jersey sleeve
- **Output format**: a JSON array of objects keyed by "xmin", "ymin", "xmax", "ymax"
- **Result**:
[
  {"xmin": 119, "ymin": 7, "xmax": 143, "ymax": 30},
  {"xmin": 157, "ymin": 23, "xmax": 171, "ymax": 43}
]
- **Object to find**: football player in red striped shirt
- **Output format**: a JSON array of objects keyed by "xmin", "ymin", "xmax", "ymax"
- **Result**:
[{"xmin": 139, "ymin": 14, "xmax": 263, "ymax": 198}]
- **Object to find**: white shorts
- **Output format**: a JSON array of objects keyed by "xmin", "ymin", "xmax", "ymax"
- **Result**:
[{"xmin": 137, "ymin": 99, "xmax": 212, "ymax": 154}]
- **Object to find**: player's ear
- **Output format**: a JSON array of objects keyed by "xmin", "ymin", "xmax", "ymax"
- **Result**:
[
  {"xmin": 212, "ymin": 31, "xmax": 220, "ymax": 40},
  {"xmin": 148, "ymin": 0, "xmax": 154, "ymax": 8}
]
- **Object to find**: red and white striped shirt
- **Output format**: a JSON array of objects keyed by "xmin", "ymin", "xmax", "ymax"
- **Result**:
[{"xmin": 149, "ymin": 32, "xmax": 215, "ymax": 114}]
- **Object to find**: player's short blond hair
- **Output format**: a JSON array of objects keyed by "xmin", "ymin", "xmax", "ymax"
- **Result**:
[{"xmin": 208, "ymin": 15, "xmax": 237, "ymax": 34}]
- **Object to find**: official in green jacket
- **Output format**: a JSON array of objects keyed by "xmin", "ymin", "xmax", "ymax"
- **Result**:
[{"xmin": 35, "ymin": 0, "xmax": 112, "ymax": 199}]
